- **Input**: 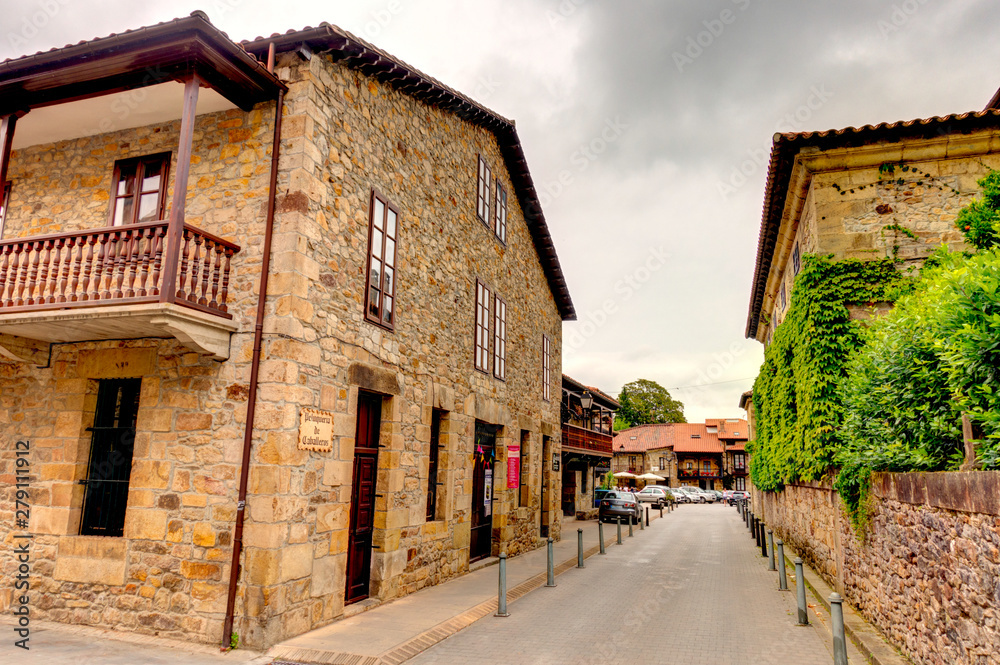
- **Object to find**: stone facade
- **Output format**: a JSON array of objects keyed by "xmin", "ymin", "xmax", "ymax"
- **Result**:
[
  {"xmin": 0, "ymin": 36, "xmax": 567, "ymax": 652},
  {"xmin": 757, "ymin": 472, "xmax": 1000, "ymax": 665}
]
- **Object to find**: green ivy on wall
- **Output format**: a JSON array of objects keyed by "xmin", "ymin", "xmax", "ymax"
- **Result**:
[{"xmin": 747, "ymin": 254, "xmax": 912, "ymax": 493}]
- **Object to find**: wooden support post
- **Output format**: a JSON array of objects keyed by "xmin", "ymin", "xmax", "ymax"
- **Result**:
[{"xmin": 160, "ymin": 75, "xmax": 200, "ymax": 303}]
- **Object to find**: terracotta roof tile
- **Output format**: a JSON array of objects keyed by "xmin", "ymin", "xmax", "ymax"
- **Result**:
[{"xmin": 612, "ymin": 424, "xmax": 673, "ymax": 453}]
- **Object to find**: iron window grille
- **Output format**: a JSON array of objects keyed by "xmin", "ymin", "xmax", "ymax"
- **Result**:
[
  {"xmin": 364, "ymin": 190, "xmax": 400, "ymax": 330},
  {"xmin": 108, "ymin": 153, "xmax": 170, "ymax": 226},
  {"xmin": 79, "ymin": 378, "xmax": 142, "ymax": 537}
]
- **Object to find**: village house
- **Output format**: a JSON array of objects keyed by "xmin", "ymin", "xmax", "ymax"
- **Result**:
[
  {"xmin": 743, "ymin": 105, "xmax": 1000, "ymax": 345},
  {"xmin": 559, "ymin": 375, "xmax": 617, "ymax": 519},
  {"xmin": 0, "ymin": 12, "xmax": 575, "ymax": 650}
]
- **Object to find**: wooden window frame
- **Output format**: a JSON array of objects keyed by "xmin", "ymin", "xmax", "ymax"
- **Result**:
[
  {"xmin": 0, "ymin": 181, "xmax": 10, "ymax": 239},
  {"xmin": 364, "ymin": 189, "xmax": 400, "ymax": 331},
  {"xmin": 474, "ymin": 279, "xmax": 491, "ymax": 373},
  {"xmin": 476, "ymin": 155, "xmax": 492, "ymax": 227},
  {"xmin": 107, "ymin": 152, "xmax": 171, "ymax": 227},
  {"xmin": 493, "ymin": 294, "xmax": 506, "ymax": 380},
  {"xmin": 494, "ymin": 182, "xmax": 507, "ymax": 244},
  {"xmin": 780, "ymin": 283, "xmax": 787, "ymax": 310},
  {"xmin": 542, "ymin": 335, "xmax": 551, "ymax": 401},
  {"xmin": 426, "ymin": 410, "xmax": 442, "ymax": 521},
  {"xmin": 792, "ymin": 242, "xmax": 801, "ymax": 275}
]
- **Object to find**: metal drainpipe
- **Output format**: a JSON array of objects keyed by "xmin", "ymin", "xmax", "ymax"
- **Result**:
[{"xmin": 221, "ymin": 83, "xmax": 284, "ymax": 649}]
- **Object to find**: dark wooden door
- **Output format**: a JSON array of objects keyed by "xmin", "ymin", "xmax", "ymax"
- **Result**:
[
  {"xmin": 561, "ymin": 467, "xmax": 576, "ymax": 517},
  {"xmin": 470, "ymin": 422, "xmax": 497, "ymax": 562},
  {"xmin": 346, "ymin": 392, "xmax": 381, "ymax": 604}
]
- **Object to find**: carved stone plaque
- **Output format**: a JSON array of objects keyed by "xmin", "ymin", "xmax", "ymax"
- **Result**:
[{"xmin": 299, "ymin": 408, "xmax": 334, "ymax": 452}]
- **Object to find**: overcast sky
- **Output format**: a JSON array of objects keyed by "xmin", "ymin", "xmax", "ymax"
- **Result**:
[{"xmin": 3, "ymin": 0, "xmax": 998, "ymax": 422}]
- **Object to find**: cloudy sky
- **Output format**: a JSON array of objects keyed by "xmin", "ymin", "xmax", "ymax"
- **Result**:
[{"xmin": 3, "ymin": 0, "xmax": 998, "ymax": 421}]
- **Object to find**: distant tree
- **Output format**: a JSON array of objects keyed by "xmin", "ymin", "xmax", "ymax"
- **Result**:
[{"xmin": 616, "ymin": 379, "xmax": 686, "ymax": 426}]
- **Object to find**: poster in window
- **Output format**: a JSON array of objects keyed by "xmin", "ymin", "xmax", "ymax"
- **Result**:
[
  {"xmin": 507, "ymin": 445, "xmax": 520, "ymax": 489},
  {"xmin": 484, "ymin": 468, "xmax": 493, "ymax": 516}
]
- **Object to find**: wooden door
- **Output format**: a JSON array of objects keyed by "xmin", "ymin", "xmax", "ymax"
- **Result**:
[
  {"xmin": 470, "ymin": 422, "xmax": 496, "ymax": 562},
  {"xmin": 540, "ymin": 435, "xmax": 551, "ymax": 537},
  {"xmin": 346, "ymin": 392, "xmax": 381, "ymax": 604},
  {"xmin": 561, "ymin": 467, "xmax": 576, "ymax": 517}
]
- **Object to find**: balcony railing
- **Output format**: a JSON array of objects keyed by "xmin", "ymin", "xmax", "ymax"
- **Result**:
[
  {"xmin": 0, "ymin": 221, "xmax": 239, "ymax": 319},
  {"xmin": 561, "ymin": 423, "xmax": 612, "ymax": 456},
  {"xmin": 679, "ymin": 468, "xmax": 719, "ymax": 479}
]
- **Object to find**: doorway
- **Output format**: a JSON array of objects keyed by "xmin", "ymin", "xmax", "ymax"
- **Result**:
[
  {"xmin": 346, "ymin": 392, "xmax": 382, "ymax": 605},
  {"xmin": 470, "ymin": 422, "xmax": 498, "ymax": 562},
  {"xmin": 540, "ymin": 435, "xmax": 551, "ymax": 537},
  {"xmin": 561, "ymin": 466, "xmax": 576, "ymax": 517}
]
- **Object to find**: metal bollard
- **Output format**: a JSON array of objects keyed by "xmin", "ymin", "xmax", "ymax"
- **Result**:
[
  {"xmin": 830, "ymin": 593, "xmax": 848, "ymax": 665},
  {"xmin": 545, "ymin": 537, "xmax": 556, "ymax": 587},
  {"xmin": 645, "ymin": 507, "xmax": 650, "ymax": 527},
  {"xmin": 777, "ymin": 539, "xmax": 788, "ymax": 590},
  {"xmin": 628, "ymin": 516, "xmax": 634, "ymax": 537},
  {"xmin": 767, "ymin": 530, "xmax": 776, "ymax": 571},
  {"xmin": 760, "ymin": 523, "xmax": 768, "ymax": 558},
  {"xmin": 598, "ymin": 521, "xmax": 606, "ymax": 555},
  {"xmin": 617, "ymin": 517, "xmax": 622, "ymax": 545},
  {"xmin": 640, "ymin": 509, "xmax": 645, "ymax": 530},
  {"xmin": 794, "ymin": 557, "xmax": 808, "ymax": 625},
  {"xmin": 495, "ymin": 553, "xmax": 509, "ymax": 617},
  {"xmin": 659, "ymin": 505, "xmax": 663, "ymax": 518},
  {"xmin": 577, "ymin": 528, "xmax": 585, "ymax": 568}
]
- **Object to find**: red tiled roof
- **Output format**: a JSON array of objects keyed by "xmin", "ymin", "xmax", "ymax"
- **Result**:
[
  {"xmin": 716, "ymin": 419, "xmax": 748, "ymax": 440},
  {"xmin": 745, "ymin": 108, "xmax": 1000, "ymax": 339},
  {"xmin": 612, "ymin": 424, "xmax": 673, "ymax": 453},
  {"xmin": 670, "ymin": 423, "xmax": 723, "ymax": 454}
]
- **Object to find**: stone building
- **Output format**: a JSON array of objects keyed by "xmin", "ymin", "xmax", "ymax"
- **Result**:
[
  {"xmin": 0, "ymin": 13, "xmax": 574, "ymax": 650},
  {"xmin": 559, "ymin": 376, "xmax": 617, "ymax": 519},
  {"xmin": 743, "ymin": 107, "xmax": 1000, "ymax": 344}
]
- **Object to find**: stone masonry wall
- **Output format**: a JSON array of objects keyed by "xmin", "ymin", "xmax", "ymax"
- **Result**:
[{"xmin": 759, "ymin": 472, "xmax": 1000, "ymax": 665}]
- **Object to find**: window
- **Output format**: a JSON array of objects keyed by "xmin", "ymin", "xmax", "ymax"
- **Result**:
[
  {"xmin": 494, "ymin": 183, "xmax": 507, "ymax": 243},
  {"xmin": 792, "ymin": 242, "xmax": 801, "ymax": 275},
  {"xmin": 734, "ymin": 453, "xmax": 746, "ymax": 470},
  {"xmin": 542, "ymin": 335, "xmax": 551, "ymax": 401},
  {"xmin": 493, "ymin": 295, "xmax": 506, "ymax": 380},
  {"xmin": 659, "ymin": 456, "xmax": 666, "ymax": 470},
  {"xmin": 0, "ymin": 181, "xmax": 10, "ymax": 238},
  {"xmin": 686, "ymin": 461, "xmax": 693, "ymax": 470},
  {"xmin": 108, "ymin": 153, "xmax": 170, "ymax": 226},
  {"xmin": 474, "ymin": 280, "xmax": 491, "ymax": 372},
  {"xmin": 476, "ymin": 155, "xmax": 491, "ymax": 225},
  {"xmin": 365, "ymin": 190, "xmax": 399, "ymax": 329},
  {"xmin": 702, "ymin": 460, "xmax": 712, "ymax": 472},
  {"xmin": 518, "ymin": 430, "xmax": 529, "ymax": 507},
  {"xmin": 780, "ymin": 283, "xmax": 787, "ymax": 310},
  {"xmin": 80, "ymin": 379, "xmax": 142, "ymax": 537},
  {"xmin": 426, "ymin": 410, "xmax": 442, "ymax": 521}
]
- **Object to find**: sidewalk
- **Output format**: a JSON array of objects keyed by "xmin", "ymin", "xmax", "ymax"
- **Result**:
[{"xmin": 267, "ymin": 509, "xmax": 664, "ymax": 664}]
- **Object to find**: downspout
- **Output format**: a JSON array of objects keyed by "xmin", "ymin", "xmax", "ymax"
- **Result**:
[{"xmin": 222, "ymin": 70, "xmax": 283, "ymax": 648}]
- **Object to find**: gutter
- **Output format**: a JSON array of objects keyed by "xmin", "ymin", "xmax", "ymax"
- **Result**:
[{"xmin": 221, "ymin": 78, "xmax": 284, "ymax": 649}]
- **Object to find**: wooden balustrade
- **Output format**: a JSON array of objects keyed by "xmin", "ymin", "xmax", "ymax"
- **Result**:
[
  {"xmin": 0, "ymin": 221, "xmax": 239, "ymax": 318},
  {"xmin": 561, "ymin": 423, "xmax": 613, "ymax": 455}
]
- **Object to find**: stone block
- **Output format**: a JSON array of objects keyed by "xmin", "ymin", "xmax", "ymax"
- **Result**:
[
  {"xmin": 179, "ymin": 560, "xmax": 222, "ymax": 580},
  {"xmin": 190, "ymin": 581, "xmax": 228, "ymax": 613},
  {"xmin": 322, "ymin": 460, "xmax": 352, "ymax": 487},
  {"xmin": 76, "ymin": 348, "xmax": 156, "ymax": 379},
  {"xmin": 279, "ymin": 543, "xmax": 314, "ymax": 582},
  {"xmin": 192, "ymin": 523, "xmax": 216, "ymax": 548},
  {"xmin": 53, "ymin": 536, "xmax": 127, "ymax": 585},
  {"xmin": 245, "ymin": 547, "xmax": 281, "ymax": 586},
  {"xmin": 316, "ymin": 503, "xmax": 348, "ymax": 532},
  {"xmin": 244, "ymin": 522, "xmax": 287, "ymax": 550},
  {"xmin": 309, "ymin": 554, "xmax": 345, "ymax": 598},
  {"xmin": 129, "ymin": 460, "xmax": 171, "ymax": 489},
  {"xmin": 123, "ymin": 509, "xmax": 168, "ymax": 540},
  {"xmin": 30, "ymin": 506, "xmax": 78, "ymax": 535}
]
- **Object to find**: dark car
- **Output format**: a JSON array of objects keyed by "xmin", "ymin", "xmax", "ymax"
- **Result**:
[
  {"xmin": 593, "ymin": 488, "xmax": 614, "ymax": 508},
  {"xmin": 598, "ymin": 491, "xmax": 642, "ymax": 524}
]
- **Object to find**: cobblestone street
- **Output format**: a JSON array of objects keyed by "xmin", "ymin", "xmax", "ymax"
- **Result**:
[{"xmin": 408, "ymin": 505, "xmax": 839, "ymax": 665}]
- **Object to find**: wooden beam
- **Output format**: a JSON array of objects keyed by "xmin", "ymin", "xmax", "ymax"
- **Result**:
[
  {"xmin": 160, "ymin": 75, "xmax": 200, "ymax": 303},
  {"xmin": 0, "ymin": 114, "xmax": 16, "ymax": 193}
]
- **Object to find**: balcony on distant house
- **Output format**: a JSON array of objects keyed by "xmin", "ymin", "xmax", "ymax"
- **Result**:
[{"xmin": 562, "ymin": 422, "xmax": 613, "ymax": 457}]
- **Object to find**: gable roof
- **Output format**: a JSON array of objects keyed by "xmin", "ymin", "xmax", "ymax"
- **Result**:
[
  {"xmin": 241, "ymin": 24, "xmax": 576, "ymax": 321},
  {"xmin": 612, "ymin": 424, "xmax": 673, "ymax": 453},
  {"xmin": 745, "ymin": 108, "xmax": 1000, "ymax": 339},
  {"xmin": 670, "ymin": 423, "xmax": 723, "ymax": 454}
]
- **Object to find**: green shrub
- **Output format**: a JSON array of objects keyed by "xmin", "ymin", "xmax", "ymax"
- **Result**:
[{"xmin": 955, "ymin": 171, "xmax": 1000, "ymax": 250}]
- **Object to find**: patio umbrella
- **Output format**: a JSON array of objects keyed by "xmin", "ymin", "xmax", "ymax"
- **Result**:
[
  {"xmin": 637, "ymin": 473, "xmax": 665, "ymax": 481},
  {"xmin": 612, "ymin": 471, "xmax": 637, "ymax": 479}
]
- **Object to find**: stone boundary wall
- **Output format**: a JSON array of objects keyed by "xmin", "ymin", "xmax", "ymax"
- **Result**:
[{"xmin": 758, "ymin": 471, "xmax": 1000, "ymax": 665}]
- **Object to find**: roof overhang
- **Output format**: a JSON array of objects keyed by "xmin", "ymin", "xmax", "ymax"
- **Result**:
[
  {"xmin": 0, "ymin": 11, "xmax": 285, "ymax": 117},
  {"xmin": 745, "ymin": 109, "xmax": 1000, "ymax": 340},
  {"xmin": 243, "ymin": 25, "xmax": 575, "ymax": 320}
]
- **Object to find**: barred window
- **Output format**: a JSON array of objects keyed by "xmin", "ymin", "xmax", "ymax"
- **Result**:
[
  {"xmin": 476, "ymin": 156, "xmax": 492, "ymax": 225},
  {"xmin": 365, "ymin": 190, "xmax": 399, "ymax": 330},
  {"xmin": 475, "ymin": 280, "xmax": 491, "ymax": 372},
  {"xmin": 494, "ymin": 183, "xmax": 507, "ymax": 243},
  {"xmin": 493, "ymin": 295, "xmax": 506, "ymax": 380}
]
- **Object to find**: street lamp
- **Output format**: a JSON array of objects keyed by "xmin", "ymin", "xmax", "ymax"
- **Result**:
[{"xmin": 579, "ymin": 390, "xmax": 594, "ymax": 410}]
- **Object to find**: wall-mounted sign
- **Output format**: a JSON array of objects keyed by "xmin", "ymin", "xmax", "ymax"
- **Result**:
[
  {"xmin": 552, "ymin": 457, "xmax": 560, "ymax": 472},
  {"xmin": 507, "ymin": 445, "xmax": 520, "ymax": 489},
  {"xmin": 298, "ymin": 408, "xmax": 334, "ymax": 452}
]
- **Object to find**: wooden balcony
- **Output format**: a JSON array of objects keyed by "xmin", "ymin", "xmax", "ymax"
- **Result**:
[
  {"xmin": 679, "ymin": 468, "xmax": 719, "ymax": 479},
  {"xmin": 0, "ymin": 221, "xmax": 240, "ymax": 361},
  {"xmin": 561, "ymin": 423, "xmax": 612, "ymax": 457}
]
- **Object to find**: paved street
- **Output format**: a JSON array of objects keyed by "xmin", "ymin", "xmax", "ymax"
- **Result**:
[{"xmin": 408, "ymin": 504, "xmax": 839, "ymax": 665}]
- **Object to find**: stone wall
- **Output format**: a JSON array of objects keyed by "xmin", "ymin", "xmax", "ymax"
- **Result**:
[{"xmin": 758, "ymin": 472, "xmax": 1000, "ymax": 665}]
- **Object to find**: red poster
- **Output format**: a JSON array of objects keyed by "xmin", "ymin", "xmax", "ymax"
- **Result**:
[{"xmin": 507, "ymin": 445, "xmax": 520, "ymax": 489}]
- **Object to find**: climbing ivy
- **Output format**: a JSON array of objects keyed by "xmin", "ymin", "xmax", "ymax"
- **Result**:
[{"xmin": 747, "ymin": 254, "xmax": 912, "ymax": 492}]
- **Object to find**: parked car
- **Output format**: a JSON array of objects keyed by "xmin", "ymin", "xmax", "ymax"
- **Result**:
[
  {"xmin": 635, "ymin": 486, "xmax": 670, "ymax": 509},
  {"xmin": 598, "ymin": 491, "xmax": 642, "ymax": 524},
  {"xmin": 729, "ymin": 490, "xmax": 751, "ymax": 504},
  {"xmin": 672, "ymin": 487, "xmax": 696, "ymax": 503},
  {"xmin": 593, "ymin": 488, "xmax": 614, "ymax": 508},
  {"xmin": 684, "ymin": 487, "xmax": 715, "ymax": 503},
  {"xmin": 709, "ymin": 489, "xmax": 725, "ymax": 502}
]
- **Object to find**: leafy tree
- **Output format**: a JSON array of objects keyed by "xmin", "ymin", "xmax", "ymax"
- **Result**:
[
  {"xmin": 616, "ymin": 379, "xmax": 685, "ymax": 426},
  {"xmin": 956, "ymin": 170, "xmax": 1000, "ymax": 250}
]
